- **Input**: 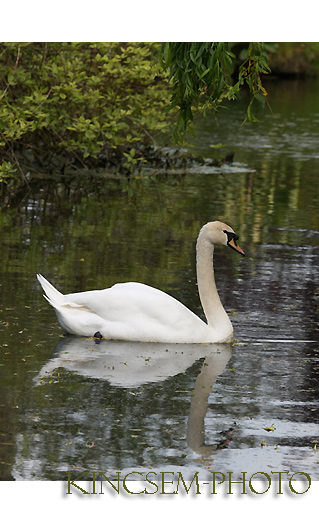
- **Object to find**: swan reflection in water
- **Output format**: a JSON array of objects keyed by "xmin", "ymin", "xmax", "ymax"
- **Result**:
[{"xmin": 35, "ymin": 337, "xmax": 233, "ymax": 457}]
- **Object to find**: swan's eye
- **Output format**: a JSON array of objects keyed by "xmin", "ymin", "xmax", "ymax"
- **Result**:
[
  {"xmin": 223, "ymin": 230, "xmax": 239, "ymax": 245},
  {"xmin": 223, "ymin": 229, "xmax": 245, "ymax": 256}
]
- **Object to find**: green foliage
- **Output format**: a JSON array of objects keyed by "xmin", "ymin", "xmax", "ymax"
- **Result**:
[
  {"xmin": 0, "ymin": 43, "xmax": 171, "ymax": 177},
  {"xmin": 0, "ymin": 42, "xmax": 273, "ymax": 181},
  {"xmin": 0, "ymin": 160, "xmax": 17, "ymax": 183},
  {"xmin": 269, "ymin": 42, "xmax": 319, "ymax": 76},
  {"xmin": 238, "ymin": 43, "xmax": 271, "ymax": 124},
  {"xmin": 123, "ymin": 148, "xmax": 146, "ymax": 172},
  {"xmin": 160, "ymin": 42, "xmax": 271, "ymax": 139}
]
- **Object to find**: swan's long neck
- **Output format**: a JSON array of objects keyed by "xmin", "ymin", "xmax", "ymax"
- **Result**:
[{"xmin": 196, "ymin": 230, "xmax": 233, "ymax": 337}]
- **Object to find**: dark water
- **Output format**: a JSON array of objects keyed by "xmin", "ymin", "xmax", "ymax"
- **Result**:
[{"xmin": 0, "ymin": 79, "xmax": 318, "ymax": 481}]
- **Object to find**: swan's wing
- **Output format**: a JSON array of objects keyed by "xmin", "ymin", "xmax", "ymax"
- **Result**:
[
  {"xmin": 38, "ymin": 274, "xmax": 93, "ymax": 312},
  {"xmin": 65, "ymin": 282, "xmax": 199, "ymax": 323},
  {"xmin": 64, "ymin": 282, "xmax": 208, "ymax": 342},
  {"xmin": 37, "ymin": 274, "xmax": 106, "ymax": 336},
  {"xmin": 38, "ymin": 275, "xmax": 210, "ymax": 342}
]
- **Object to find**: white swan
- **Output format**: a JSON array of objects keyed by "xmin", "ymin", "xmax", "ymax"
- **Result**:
[{"xmin": 37, "ymin": 220, "xmax": 244, "ymax": 343}]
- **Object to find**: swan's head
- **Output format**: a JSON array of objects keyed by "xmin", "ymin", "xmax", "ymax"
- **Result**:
[{"xmin": 200, "ymin": 221, "xmax": 245, "ymax": 256}]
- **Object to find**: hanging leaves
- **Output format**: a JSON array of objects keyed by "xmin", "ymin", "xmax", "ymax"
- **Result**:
[{"xmin": 160, "ymin": 42, "xmax": 271, "ymax": 140}]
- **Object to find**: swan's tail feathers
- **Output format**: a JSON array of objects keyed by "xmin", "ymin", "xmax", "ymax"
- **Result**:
[{"xmin": 37, "ymin": 274, "xmax": 64, "ymax": 307}]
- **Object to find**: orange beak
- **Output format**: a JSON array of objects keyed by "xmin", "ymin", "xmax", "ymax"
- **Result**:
[{"xmin": 228, "ymin": 238, "xmax": 245, "ymax": 256}]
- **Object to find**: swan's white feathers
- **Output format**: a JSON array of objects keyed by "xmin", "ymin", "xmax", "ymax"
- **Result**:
[
  {"xmin": 38, "ymin": 275, "xmax": 210, "ymax": 342},
  {"xmin": 37, "ymin": 221, "xmax": 243, "ymax": 343}
]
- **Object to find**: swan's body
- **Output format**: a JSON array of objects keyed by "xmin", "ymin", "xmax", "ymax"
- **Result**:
[{"xmin": 37, "ymin": 221, "xmax": 244, "ymax": 343}]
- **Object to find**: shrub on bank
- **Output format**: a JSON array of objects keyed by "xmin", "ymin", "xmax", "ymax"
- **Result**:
[{"xmin": 0, "ymin": 42, "xmax": 171, "ymax": 181}]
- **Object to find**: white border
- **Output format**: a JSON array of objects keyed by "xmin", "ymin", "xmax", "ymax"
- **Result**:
[{"xmin": 1, "ymin": 1, "xmax": 319, "ymax": 41}]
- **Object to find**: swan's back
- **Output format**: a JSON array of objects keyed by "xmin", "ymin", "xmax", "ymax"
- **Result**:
[
  {"xmin": 66, "ymin": 282, "xmax": 211, "ymax": 342},
  {"xmin": 38, "ymin": 275, "xmax": 213, "ymax": 343}
]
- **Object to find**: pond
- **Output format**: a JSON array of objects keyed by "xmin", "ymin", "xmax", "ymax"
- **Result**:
[{"xmin": 0, "ymin": 78, "xmax": 318, "ymax": 483}]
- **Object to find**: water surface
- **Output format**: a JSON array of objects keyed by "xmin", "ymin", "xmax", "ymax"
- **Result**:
[{"xmin": 0, "ymin": 79, "xmax": 318, "ymax": 481}]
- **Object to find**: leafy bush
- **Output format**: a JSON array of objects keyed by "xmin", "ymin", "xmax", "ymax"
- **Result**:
[
  {"xmin": 0, "ymin": 42, "xmax": 273, "ymax": 182},
  {"xmin": 0, "ymin": 160, "xmax": 17, "ymax": 184},
  {"xmin": 0, "ymin": 43, "xmax": 171, "ymax": 176}
]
